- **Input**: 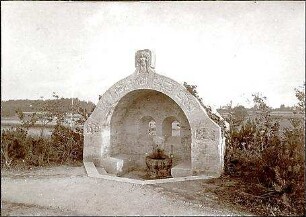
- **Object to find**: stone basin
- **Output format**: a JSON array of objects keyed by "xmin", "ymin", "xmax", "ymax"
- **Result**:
[{"xmin": 145, "ymin": 155, "xmax": 172, "ymax": 179}]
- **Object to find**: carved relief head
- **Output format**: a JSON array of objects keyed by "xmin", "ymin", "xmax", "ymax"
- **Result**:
[{"xmin": 135, "ymin": 49, "xmax": 153, "ymax": 73}]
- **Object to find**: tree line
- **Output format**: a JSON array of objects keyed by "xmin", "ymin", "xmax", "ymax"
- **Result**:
[{"xmin": 1, "ymin": 97, "xmax": 95, "ymax": 117}]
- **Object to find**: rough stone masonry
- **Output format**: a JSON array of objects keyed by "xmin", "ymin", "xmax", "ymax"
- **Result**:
[{"xmin": 83, "ymin": 49, "xmax": 226, "ymax": 178}]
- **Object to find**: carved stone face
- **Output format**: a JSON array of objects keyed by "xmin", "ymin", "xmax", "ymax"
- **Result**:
[
  {"xmin": 135, "ymin": 49, "xmax": 151, "ymax": 73},
  {"xmin": 139, "ymin": 55, "xmax": 147, "ymax": 67}
]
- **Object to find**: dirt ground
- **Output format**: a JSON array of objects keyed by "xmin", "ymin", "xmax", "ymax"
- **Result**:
[{"xmin": 1, "ymin": 166, "xmax": 253, "ymax": 216}]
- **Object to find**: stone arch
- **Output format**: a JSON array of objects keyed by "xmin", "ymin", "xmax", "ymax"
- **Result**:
[{"xmin": 84, "ymin": 50, "xmax": 225, "ymax": 177}]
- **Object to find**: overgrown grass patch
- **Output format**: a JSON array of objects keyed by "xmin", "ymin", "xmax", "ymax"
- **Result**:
[{"xmin": 210, "ymin": 175, "xmax": 305, "ymax": 216}]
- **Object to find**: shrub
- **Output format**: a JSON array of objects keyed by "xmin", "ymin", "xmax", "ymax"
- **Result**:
[
  {"xmin": 50, "ymin": 124, "xmax": 83, "ymax": 164},
  {"xmin": 1, "ymin": 127, "xmax": 28, "ymax": 168},
  {"xmin": 1, "ymin": 124, "xmax": 84, "ymax": 168},
  {"xmin": 224, "ymin": 93, "xmax": 305, "ymax": 215}
]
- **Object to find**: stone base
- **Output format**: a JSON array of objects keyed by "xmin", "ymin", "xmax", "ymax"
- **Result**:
[
  {"xmin": 83, "ymin": 161, "xmax": 100, "ymax": 177},
  {"xmin": 171, "ymin": 161, "xmax": 192, "ymax": 177}
]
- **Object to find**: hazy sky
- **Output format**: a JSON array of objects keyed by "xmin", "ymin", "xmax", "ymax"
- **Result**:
[{"xmin": 1, "ymin": 1, "xmax": 305, "ymax": 109}]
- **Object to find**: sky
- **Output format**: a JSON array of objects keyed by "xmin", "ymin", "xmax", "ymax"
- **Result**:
[{"xmin": 1, "ymin": 1, "xmax": 305, "ymax": 109}]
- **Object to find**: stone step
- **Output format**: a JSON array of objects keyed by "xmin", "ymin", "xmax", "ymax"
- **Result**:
[
  {"xmin": 96, "ymin": 166, "xmax": 108, "ymax": 175},
  {"xmin": 83, "ymin": 161, "xmax": 100, "ymax": 178}
]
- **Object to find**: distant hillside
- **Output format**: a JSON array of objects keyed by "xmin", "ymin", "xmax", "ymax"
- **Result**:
[{"xmin": 1, "ymin": 98, "xmax": 96, "ymax": 117}]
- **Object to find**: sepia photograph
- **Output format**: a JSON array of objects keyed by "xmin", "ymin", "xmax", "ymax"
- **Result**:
[{"xmin": 1, "ymin": 1, "xmax": 305, "ymax": 216}]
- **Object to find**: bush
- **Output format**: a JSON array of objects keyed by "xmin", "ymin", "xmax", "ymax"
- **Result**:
[
  {"xmin": 50, "ymin": 124, "xmax": 83, "ymax": 164},
  {"xmin": 1, "ymin": 125, "xmax": 83, "ymax": 169},
  {"xmin": 224, "ymin": 94, "xmax": 305, "ymax": 215},
  {"xmin": 1, "ymin": 128, "xmax": 28, "ymax": 167}
]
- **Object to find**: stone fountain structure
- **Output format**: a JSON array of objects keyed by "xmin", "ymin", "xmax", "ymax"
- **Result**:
[
  {"xmin": 145, "ymin": 136, "xmax": 172, "ymax": 179},
  {"xmin": 83, "ymin": 49, "xmax": 226, "ymax": 179}
]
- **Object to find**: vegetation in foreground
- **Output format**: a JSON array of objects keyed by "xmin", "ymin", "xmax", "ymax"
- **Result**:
[
  {"xmin": 1, "ymin": 85, "xmax": 305, "ymax": 216},
  {"xmin": 1, "ymin": 94, "xmax": 86, "ymax": 168},
  {"xmin": 1, "ymin": 125, "xmax": 83, "ymax": 169},
  {"xmin": 184, "ymin": 83, "xmax": 305, "ymax": 216}
]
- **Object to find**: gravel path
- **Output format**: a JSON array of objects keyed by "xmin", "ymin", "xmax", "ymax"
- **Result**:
[{"xmin": 1, "ymin": 166, "xmax": 249, "ymax": 216}]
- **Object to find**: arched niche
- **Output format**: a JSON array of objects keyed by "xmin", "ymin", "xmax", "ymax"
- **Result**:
[
  {"xmin": 162, "ymin": 116, "xmax": 180, "ymax": 138},
  {"xmin": 172, "ymin": 121, "xmax": 181, "ymax": 137},
  {"xmin": 162, "ymin": 116, "xmax": 191, "ymax": 165},
  {"xmin": 109, "ymin": 89, "xmax": 192, "ymax": 169}
]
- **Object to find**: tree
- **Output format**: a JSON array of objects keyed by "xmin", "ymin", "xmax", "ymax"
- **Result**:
[
  {"xmin": 294, "ymin": 83, "xmax": 305, "ymax": 114},
  {"xmin": 232, "ymin": 105, "xmax": 248, "ymax": 127},
  {"xmin": 183, "ymin": 81, "xmax": 229, "ymax": 137},
  {"xmin": 15, "ymin": 109, "xmax": 38, "ymax": 130},
  {"xmin": 279, "ymin": 104, "xmax": 286, "ymax": 110},
  {"xmin": 183, "ymin": 82, "xmax": 200, "ymax": 99}
]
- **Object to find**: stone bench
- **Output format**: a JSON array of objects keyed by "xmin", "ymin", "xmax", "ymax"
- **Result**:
[
  {"xmin": 171, "ymin": 161, "xmax": 192, "ymax": 177},
  {"xmin": 98, "ymin": 154, "xmax": 136, "ymax": 176}
]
